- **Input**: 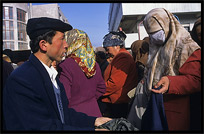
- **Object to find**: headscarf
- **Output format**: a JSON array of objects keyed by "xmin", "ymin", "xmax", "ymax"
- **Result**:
[
  {"xmin": 65, "ymin": 29, "xmax": 96, "ymax": 78},
  {"xmin": 131, "ymin": 40, "xmax": 149, "ymax": 66},
  {"xmin": 143, "ymin": 8, "xmax": 200, "ymax": 90},
  {"xmin": 103, "ymin": 31, "xmax": 126, "ymax": 47}
]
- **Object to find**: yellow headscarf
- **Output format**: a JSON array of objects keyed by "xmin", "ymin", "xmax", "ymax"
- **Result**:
[{"xmin": 65, "ymin": 29, "xmax": 96, "ymax": 78}]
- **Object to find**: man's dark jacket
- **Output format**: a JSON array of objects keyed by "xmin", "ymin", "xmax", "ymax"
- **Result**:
[{"xmin": 3, "ymin": 54, "xmax": 96, "ymax": 130}]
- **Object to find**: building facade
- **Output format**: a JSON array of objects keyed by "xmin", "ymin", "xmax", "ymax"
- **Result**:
[
  {"xmin": 2, "ymin": 3, "xmax": 69, "ymax": 51},
  {"xmin": 3, "ymin": 3, "xmax": 28, "ymax": 50},
  {"xmin": 108, "ymin": 3, "xmax": 201, "ymax": 48}
]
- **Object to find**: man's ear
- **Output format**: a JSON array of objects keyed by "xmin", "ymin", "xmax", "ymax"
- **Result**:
[{"xmin": 39, "ymin": 40, "xmax": 48, "ymax": 51}]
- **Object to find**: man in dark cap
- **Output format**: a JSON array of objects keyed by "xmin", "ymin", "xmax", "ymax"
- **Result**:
[
  {"xmin": 3, "ymin": 17, "xmax": 111, "ymax": 131},
  {"xmin": 100, "ymin": 31, "xmax": 138, "ymax": 118}
]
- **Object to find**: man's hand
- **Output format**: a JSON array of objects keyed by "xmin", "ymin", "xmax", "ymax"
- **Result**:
[
  {"xmin": 151, "ymin": 76, "xmax": 170, "ymax": 94},
  {"xmin": 94, "ymin": 117, "xmax": 112, "ymax": 127}
]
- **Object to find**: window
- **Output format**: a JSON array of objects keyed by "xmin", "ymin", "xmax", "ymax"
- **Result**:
[
  {"xmin": 3, "ymin": 20, "xmax": 14, "ymax": 40},
  {"xmin": 17, "ymin": 22, "xmax": 26, "ymax": 41},
  {"xmin": 3, "ymin": 7, "xmax": 14, "ymax": 40},
  {"xmin": 3, "ymin": 6, "xmax": 14, "ymax": 50},
  {"xmin": 17, "ymin": 8, "xmax": 26, "ymax": 22},
  {"xmin": 18, "ymin": 42, "xmax": 28, "ymax": 50},
  {"xmin": 3, "ymin": 41, "xmax": 14, "ymax": 50},
  {"xmin": 17, "ymin": 8, "xmax": 27, "ymax": 42},
  {"xmin": 3, "ymin": 6, "xmax": 13, "ymax": 19}
]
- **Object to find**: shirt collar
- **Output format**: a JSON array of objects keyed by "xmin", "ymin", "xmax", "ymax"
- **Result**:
[{"xmin": 40, "ymin": 61, "xmax": 58, "ymax": 81}]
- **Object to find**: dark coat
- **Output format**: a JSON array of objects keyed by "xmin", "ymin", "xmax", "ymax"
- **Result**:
[
  {"xmin": 3, "ymin": 54, "xmax": 96, "ymax": 130},
  {"xmin": 3, "ymin": 60, "xmax": 14, "ymax": 88}
]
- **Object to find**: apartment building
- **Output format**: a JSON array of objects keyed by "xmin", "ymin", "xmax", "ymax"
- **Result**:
[{"xmin": 2, "ymin": 3, "xmax": 69, "ymax": 51}]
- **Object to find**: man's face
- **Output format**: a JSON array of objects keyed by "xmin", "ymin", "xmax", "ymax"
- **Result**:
[{"xmin": 46, "ymin": 31, "xmax": 68, "ymax": 62}]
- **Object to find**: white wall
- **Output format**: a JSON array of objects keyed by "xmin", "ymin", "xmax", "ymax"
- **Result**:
[
  {"xmin": 32, "ymin": 4, "xmax": 59, "ymax": 19},
  {"xmin": 122, "ymin": 3, "xmax": 201, "ymax": 15},
  {"xmin": 125, "ymin": 33, "xmax": 138, "ymax": 48}
]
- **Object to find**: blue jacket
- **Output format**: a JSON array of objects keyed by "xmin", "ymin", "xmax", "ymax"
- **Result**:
[{"xmin": 3, "ymin": 54, "xmax": 96, "ymax": 130}]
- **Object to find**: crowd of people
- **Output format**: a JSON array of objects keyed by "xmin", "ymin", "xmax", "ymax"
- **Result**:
[{"xmin": 2, "ymin": 8, "xmax": 201, "ymax": 131}]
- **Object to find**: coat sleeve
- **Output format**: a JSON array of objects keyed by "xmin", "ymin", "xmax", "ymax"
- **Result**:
[{"xmin": 167, "ymin": 49, "xmax": 201, "ymax": 95}]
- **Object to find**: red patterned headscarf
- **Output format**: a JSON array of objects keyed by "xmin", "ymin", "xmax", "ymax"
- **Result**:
[{"xmin": 65, "ymin": 29, "xmax": 96, "ymax": 78}]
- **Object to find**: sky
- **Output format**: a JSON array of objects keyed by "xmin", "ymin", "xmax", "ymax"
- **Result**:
[{"xmin": 32, "ymin": 3, "xmax": 110, "ymax": 48}]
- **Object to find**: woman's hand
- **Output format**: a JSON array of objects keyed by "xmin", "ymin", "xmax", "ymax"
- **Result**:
[{"xmin": 151, "ymin": 76, "xmax": 170, "ymax": 94}]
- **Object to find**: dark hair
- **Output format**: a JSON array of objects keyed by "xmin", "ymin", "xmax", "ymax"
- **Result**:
[
  {"xmin": 191, "ymin": 21, "xmax": 201, "ymax": 47},
  {"xmin": 29, "ymin": 30, "xmax": 56, "ymax": 53},
  {"xmin": 96, "ymin": 51, "xmax": 106, "ymax": 59},
  {"xmin": 120, "ymin": 45, "xmax": 124, "ymax": 48}
]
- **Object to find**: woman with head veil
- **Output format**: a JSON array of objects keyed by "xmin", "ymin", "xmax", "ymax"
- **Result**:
[{"xmin": 127, "ymin": 8, "xmax": 201, "ymax": 130}]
